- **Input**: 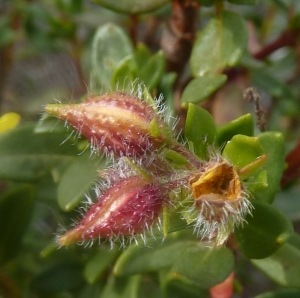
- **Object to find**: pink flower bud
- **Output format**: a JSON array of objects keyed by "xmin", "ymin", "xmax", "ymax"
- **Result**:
[
  {"xmin": 58, "ymin": 175, "xmax": 165, "ymax": 246},
  {"xmin": 45, "ymin": 93, "xmax": 170, "ymax": 157}
]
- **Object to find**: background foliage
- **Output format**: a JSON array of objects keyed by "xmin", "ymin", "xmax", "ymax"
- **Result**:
[{"xmin": 1, "ymin": 0, "xmax": 300, "ymax": 297}]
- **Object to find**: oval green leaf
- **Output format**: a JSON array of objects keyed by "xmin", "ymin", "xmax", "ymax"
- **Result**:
[
  {"xmin": 93, "ymin": 0, "xmax": 169, "ymax": 14},
  {"xmin": 31, "ymin": 262, "xmax": 84, "ymax": 293},
  {"xmin": 58, "ymin": 152, "xmax": 103, "ymax": 211},
  {"xmin": 0, "ymin": 124, "xmax": 78, "ymax": 182},
  {"xmin": 190, "ymin": 11, "xmax": 247, "ymax": 76},
  {"xmin": 166, "ymin": 244, "xmax": 234, "ymax": 289},
  {"xmin": 222, "ymin": 134, "xmax": 264, "ymax": 169},
  {"xmin": 84, "ymin": 248, "xmax": 119, "ymax": 284},
  {"xmin": 139, "ymin": 50, "xmax": 166, "ymax": 91},
  {"xmin": 254, "ymin": 289, "xmax": 300, "ymax": 298},
  {"xmin": 252, "ymin": 241, "xmax": 300, "ymax": 288},
  {"xmin": 181, "ymin": 74, "xmax": 227, "ymax": 107},
  {"xmin": 114, "ymin": 232, "xmax": 195, "ymax": 276},
  {"xmin": 255, "ymin": 132, "xmax": 285, "ymax": 203},
  {"xmin": 235, "ymin": 200, "xmax": 294, "ymax": 259},
  {"xmin": 0, "ymin": 185, "xmax": 35, "ymax": 263},
  {"xmin": 90, "ymin": 23, "xmax": 134, "ymax": 91},
  {"xmin": 216, "ymin": 113, "xmax": 254, "ymax": 146},
  {"xmin": 184, "ymin": 103, "xmax": 217, "ymax": 159}
]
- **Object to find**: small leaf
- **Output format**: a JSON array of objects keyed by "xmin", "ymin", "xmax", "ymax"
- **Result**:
[
  {"xmin": 216, "ymin": 114, "xmax": 254, "ymax": 146},
  {"xmin": 90, "ymin": 23, "xmax": 134, "ymax": 91},
  {"xmin": 164, "ymin": 245, "xmax": 234, "ymax": 290},
  {"xmin": 227, "ymin": 0, "xmax": 258, "ymax": 4},
  {"xmin": 250, "ymin": 69, "xmax": 295, "ymax": 101},
  {"xmin": 254, "ymin": 288, "xmax": 300, "ymax": 298},
  {"xmin": 139, "ymin": 50, "xmax": 166, "ymax": 91},
  {"xmin": 181, "ymin": 75, "xmax": 227, "ymax": 107},
  {"xmin": 0, "ymin": 124, "xmax": 78, "ymax": 182},
  {"xmin": 248, "ymin": 170, "xmax": 268, "ymax": 193},
  {"xmin": 190, "ymin": 11, "xmax": 247, "ymax": 76},
  {"xmin": 184, "ymin": 103, "xmax": 217, "ymax": 159},
  {"xmin": 0, "ymin": 185, "xmax": 35, "ymax": 263},
  {"xmin": 31, "ymin": 262, "xmax": 84, "ymax": 293},
  {"xmin": 235, "ymin": 200, "xmax": 294, "ymax": 259},
  {"xmin": 58, "ymin": 152, "xmax": 104, "ymax": 211},
  {"xmin": 255, "ymin": 132, "xmax": 285, "ymax": 203},
  {"xmin": 134, "ymin": 43, "xmax": 152, "ymax": 68},
  {"xmin": 93, "ymin": 0, "xmax": 169, "ymax": 14},
  {"xmin": 160, "ymin": 269, "xmax": 209, "ymax": 298},
  {"xmin": 100, "ymin": 275, "xmax": 141, "ymax": 298},
  {"xmin": 114, "ymin": 232, "xmax": 195, "ymax": 276},
  {"xmin": 111, "ymin": 56, "xmax": 138, "ymax": 90},
  {"xmin": 222, "ymin": 135, "xmax": 264, "ymax": 169},
  {"xmin": 251, "ymin": 239, "xmax": 300, "ymax": 288},
  {"xmin": 84, "ymin": 248, "xmax": 119, "ymax": 284}
]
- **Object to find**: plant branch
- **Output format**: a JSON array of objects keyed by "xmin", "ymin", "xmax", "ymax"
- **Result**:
[
  {"xmin": 160, "ymin": 0, "xmax": 199, "ymax": 76},
  {"xmin": 281, "ymin": 140, "xmax": 300, "ymax": 187},
  {"xmin": 253, "ymin": 27, "xmax": 300, "ymax": 60},
  {"xmin": 243, "ymin": 87, "xmax": 266, "ymax": 132}
]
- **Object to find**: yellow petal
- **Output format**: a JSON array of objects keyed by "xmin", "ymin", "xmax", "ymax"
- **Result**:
[{"xmin": 0, "ymin": 112, "xmax": 21, "ymax": 134}]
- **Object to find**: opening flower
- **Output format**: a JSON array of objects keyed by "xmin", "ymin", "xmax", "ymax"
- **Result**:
[{"xmin": 185, "ymin": 157, "xmax": 252, "ymax": 246}]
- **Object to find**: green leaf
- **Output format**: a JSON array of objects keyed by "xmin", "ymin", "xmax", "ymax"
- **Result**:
[
  {"xmin": 84, "ymin": 248, "xmax": 119, "ymax": 284},
  {"xmin": 180, "ymin": 75, "xmax": 227, "ymax": 107},
  {"xmin": 254, "ymin": 288, "xmax": 300, "ymax": 298},
  {"xmin": 164, "ymin": 245, "xmax": 234, "ymax": 290},
  {"xmin": 0, "ymin": 124, "xmax": 78, "ymax": 182},
  {"xmin": 93, "ymin": 0, "xmax": 169, "ymax": 14},
  {"xmin": 114, "ymin": 232, "xmax": 195, "ymax": 276},
  {"xmin": 58, "ymin": 151, "xmax": 103, "ymax": 211},
  {"xmin": 227, "ymin": 0, "xmax": 258, "ymax": 4},
  {"xmin": 255, "ymin": 132, "xmax": 285, "ymax": 203},
  {"xmin": 31, "ymin": 262, "xmax": 85, "ymax": 293},
  {"xmin": 100, "ymin": 275, "xmax": 141, "ymax": 298},
  {"xmin": 250, "ymin": 69, "xmax": 295, "ymax": 101},
  {"xmin": 139, "ymin": 50, "xmax": 166, "ymax": 91},
  {"xmin": 252, "ymin": 240, "xmax": 300, "ymax": 288},
  {"xmin": 222, "ymin": 134, "xmax": 264, "ymax": 169},
  {"xmin": 134, "ymin": 43, "xmax": 152, "ymax": 68},
  {"xmin": 160, "ymin": 269, "xmax": 209, "ymax": 298},
  {"xmin": 184, "ymin": 103, "xmax": 217, "ymax": 159},
  {"xmin": 190, "ymin": 11, "xmax": 247, "ymax": 76},
  {"xmin": 90, "ymin": 23, "xmax": 134, "ymax": 91},
  {"xmin": 216, "ymin": 114, "xmax": 254, "ymax": 146},
  {"xmin": 195, "ymin": 0, "xmax": 214, "ymax": 6},
  {"xmin": 111, "ymin": 55, "xmax": 138, "ymax": 91},
  {"xmin": 0, "ymin": 185, "xmax": 35, "ymax": 263},
  {"xmin": 235, "ymin": 200, "xmax": 294, "ymax": 259}
]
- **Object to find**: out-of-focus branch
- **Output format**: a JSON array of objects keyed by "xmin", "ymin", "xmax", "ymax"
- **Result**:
[
  {"xmin": 281, "ymin": 140, "xmax": 300, "ymax": 187},
  {"xmin": 160, "ymin": 0, "xmax": 199, "ymax": 76},
  {"xmin": 253, "ymin": 27, "xmax": 300, "ymax": 60}
]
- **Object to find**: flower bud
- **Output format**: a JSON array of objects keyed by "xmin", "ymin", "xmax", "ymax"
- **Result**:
[
  {"xmin": 58, "ymin": 175, "xmax": 165, "ymax": 246},
  {"xmin": 45, "ymin": 93, "xmax": 171, "ymax": 157}
]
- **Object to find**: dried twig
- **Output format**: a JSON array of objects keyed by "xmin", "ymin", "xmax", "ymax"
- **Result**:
[{"xmin": 243, "ymin": 87, "xmax": 267, "ymax": 132}]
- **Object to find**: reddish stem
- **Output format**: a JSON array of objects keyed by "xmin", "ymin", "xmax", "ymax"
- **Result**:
[
  {"xmin": 281, "ymin": 140, "xmax": 300, "ymax": 187},
  {"xmin": 254, "ymin": 28, "xmax": 300, "ymax": 60},
  {"xmin": 161, "ymin": 0, "xmax": 199, "ymax": 75}
]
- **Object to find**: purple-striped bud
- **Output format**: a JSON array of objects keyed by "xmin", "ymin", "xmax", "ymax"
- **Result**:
[
  {"xmin": 58, "ymin": 175, "xmax": 165, "ymax": 246},
  {"xmin": 45, "ymin": 93, "xmax": 171, "ymax": 157}
]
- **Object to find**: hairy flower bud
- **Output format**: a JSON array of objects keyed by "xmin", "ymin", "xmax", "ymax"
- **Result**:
[
  {"xmin": 58, "ymin": 175, "xmax": 166, "ymax": 246},
  {"xmin": 45, "ymin": 93, "xmax": 171, "ymax": 157}
]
